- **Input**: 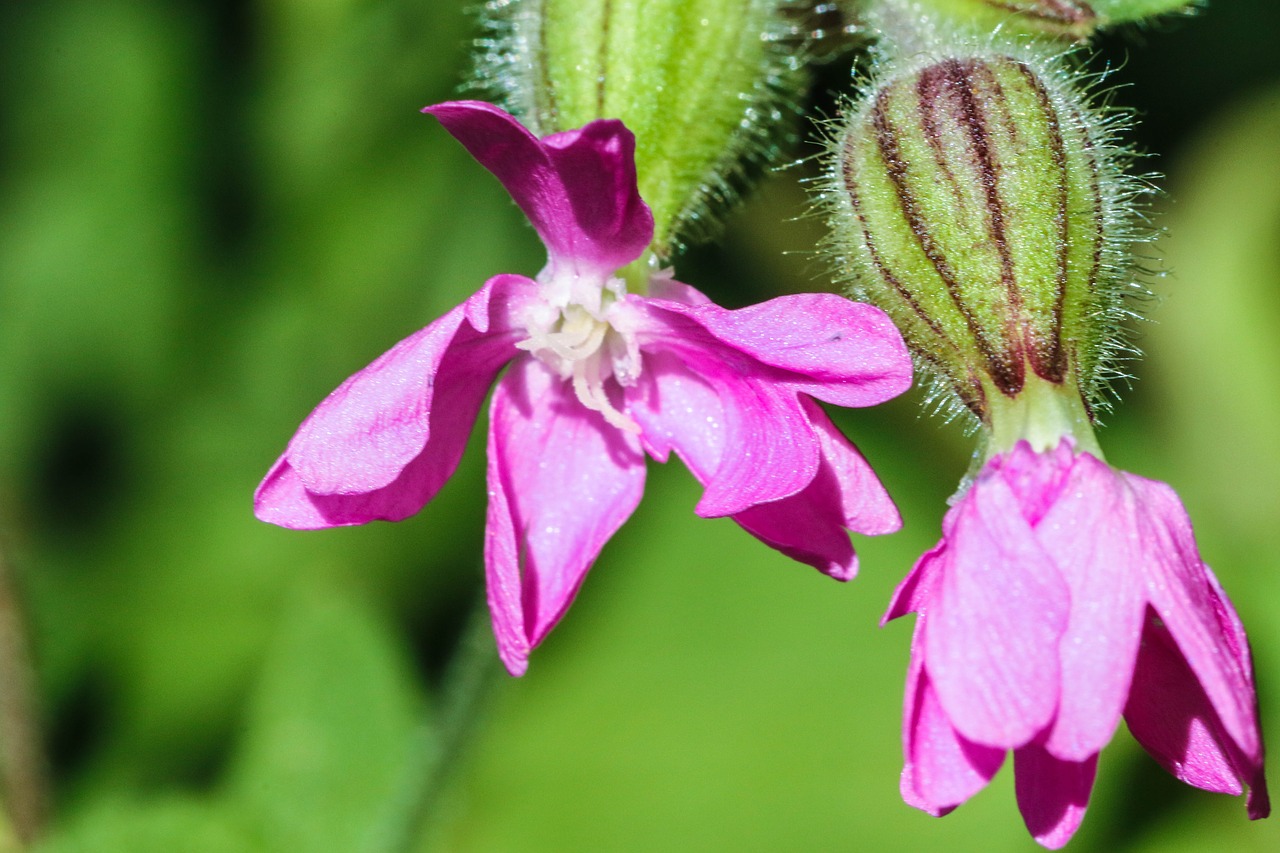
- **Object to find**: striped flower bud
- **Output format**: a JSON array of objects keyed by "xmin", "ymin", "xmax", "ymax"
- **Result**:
[
  {"xmin": 472, "ymin": 0, "xmax": 810, "ymax": 255},
  {"xmin": 824, "ymin": 48, "xmax": 1143, "ymax": 450}
]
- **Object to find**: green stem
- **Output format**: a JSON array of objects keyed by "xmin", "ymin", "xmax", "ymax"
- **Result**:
[{"xmin": 363, "ymin": 591, "xmax": 504, "ymax": 853}]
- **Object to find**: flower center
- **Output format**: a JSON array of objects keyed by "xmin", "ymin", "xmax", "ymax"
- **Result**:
[{"xmin": 515, "ymin": 273, "xmax": 642, "ymax": 433}]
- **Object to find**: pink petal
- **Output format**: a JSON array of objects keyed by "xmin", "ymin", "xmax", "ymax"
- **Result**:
[
  {"xmin": 1034, "ymin": 453, "xmax": 1145, "ymax": 761},
  {"xmin": 255, "ymin": 458, "xmax": 330, "ymax": 529},
  {"xmin": 925, "ymin": 467, "xmax": 1070, "ymax": 749},
  {"xmin": 902, "ymin": 625, "xmax": 1005, "ymax": 815},
  {"xmin": 990, "ymin": 440, "xmax": 1075, "ymax": 525},
  {"xmin": 484, "ymin": 357, "xmax": 646, "ymax": 676},
  {"xmin": 644, "ymin": 293, "xmax": 912, "ymax": 408},
  {"xmin": 1125, "ymin": 611, "xmax": 1242, "ymax": 794},
  {"xmin": 629, "ymin": 354, "xmax": 891, "ymax": 578},
  {"xmin": 286, "ymin": 305, "xmax": 464, "ymax": 493},
  {"xmin": 690, "ymin": 375, "xmax": 819, "ymax": 517},
  {"xmin": 255, "ymin": 276, "xmax": 529, "ymax": 527},
  {"xmin": 805, "ymin": 398, "xmax": 901, "ymax": 536},
  {"xmin": 627, "ymin": 337, "xmax": 819, "ymax": 517},
  {"xmin": 1125, "ymin": 609, "xmax": 1269, "ymax": 817},
  {"xmin": 1124, "ymin": 473, "xmax": 1263, "ymax": 764},
  {"xmin": 647, "ymin": 276, "xmax": 713, "ymax": 306},
  {"xmin": 730, "ymin": 399, "xmax": 900, "ymax": 580},
  {"xmin": 425, "ymin": 101, "xmax": 653, "ymax": 276},
  {"xmin": 1013, "ymin": 743, "xmax": 1097, "ymax": 849},
  {"xmin": 280, "ymin": 275, "xmax": 528, "ymax": 495},
  {"xmin": 627, "ymin": 349, "xmax": 724, "ymax": 474},
  {"xmin": 630, "ymin": 312, "xmax": 825, "ymax": 516},
  {"xmin": 257, "ymin": 447, "xmax": 479, "ymax": 529},
  {"xmin": 883, "ymin": 543, "xmax": 944, "ymax": 624}
]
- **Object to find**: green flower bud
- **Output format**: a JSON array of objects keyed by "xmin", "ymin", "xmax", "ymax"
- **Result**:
[
  {"xmin": 868, "ymin": 0, "xmax": 1196, "ymax": 42},
  {"xmin": 880, "ymin": 0, "xmax": 1100, "ymax": 41},
  {"xmin": 823, "ymin": 45, "xmax": 1146, "ymax": 448},
  {"xmin": 1090, "ymin": 0, "xmax": 1198, "ymax": 24},
  {"xmin": 472, "ymin": 0, "xmax": 810, "ymax": 255}
]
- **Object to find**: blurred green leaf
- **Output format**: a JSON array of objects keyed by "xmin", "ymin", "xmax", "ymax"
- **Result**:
[
  {"xmin": 224, "ymin": 581, "xmax": 423, "ymax": 853},
  {"xmin": 36, "ymin": 797, "xmax": 260, "ymax": 853}
]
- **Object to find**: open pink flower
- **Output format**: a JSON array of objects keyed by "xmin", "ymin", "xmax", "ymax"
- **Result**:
[
  {"xmin": 885, "ymin": 439, "xmax": 1269, "ymax": 847},
  {"xmin": 255, "ymin": 101, "xmax": 913, "ymax": 675}
]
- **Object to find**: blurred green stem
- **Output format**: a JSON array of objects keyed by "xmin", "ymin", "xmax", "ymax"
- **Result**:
[
  {"xmin": 0, "ymin": 537, "xmax": 48, "ymax": 847},
  {"xmin": 365, "ymin": 591, "xmax": 502, "ymax": 853}
]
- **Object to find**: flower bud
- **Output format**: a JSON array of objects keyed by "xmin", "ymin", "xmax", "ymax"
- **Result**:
[
  {"xmin": 1091, "ymin": 0, "xmax": 1198, "ymax": 23},
  {"xmin": 824, "ymin": 47, "xmax": 1141, "ymax": 440},
  {"xmin": 888, "ymin": 0, "xmax": 1100, "ymax": 41},
  {"xmin": 473, "ymin": 0, "xmax": 810, "ymax": 254},
  {"xmin": 871, "ymin": 0, "xmax": 1194, "ymax": 42}
]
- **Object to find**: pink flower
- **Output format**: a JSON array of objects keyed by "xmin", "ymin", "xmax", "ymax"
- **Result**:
[
  {"xmin": 885, "ymin": 440, "xmax": 1269, "ymax": 847},
  {"xmin": 255, "ymin": 101, "xmax": 913, "ymax": 675}
]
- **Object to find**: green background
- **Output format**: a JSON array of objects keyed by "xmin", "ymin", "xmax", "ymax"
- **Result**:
[{"xmin": 0, "ymin": 1, "xmax": 1277, "ymax": 850}]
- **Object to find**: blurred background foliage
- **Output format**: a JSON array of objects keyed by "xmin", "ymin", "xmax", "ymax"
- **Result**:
[{"xmin": 0, "ymin": 0, "xmax": 1277, "ymax": 850}]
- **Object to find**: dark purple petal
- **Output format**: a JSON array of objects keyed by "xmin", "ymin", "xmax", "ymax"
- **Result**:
[
  {"xmin": 643, "ymin": 292, "xmax": 912, "ymax": 408},
  {"xmin": 902, "ymin": 624, "xmax": 1005, "ymax": 815},
  {"xmin": 255, "ymin": 275, "xmax": 530, "ymax": 527},
  {"xmin": 1034, "ymin": 452, "xmax": 1145, "ymax": 762},
  {"xmin": 730, "ymin": 399, "xmax": 900, "ymax": 580},
  {"xmin": 925, "ymin": 466, "xmax": 1070, "ymax": 749},
  {"xmin": 484, "ymin": 358, "xmax": 646, "ymax": 676},
  {"xmin": 425, "ymin": 101, "xmax": 653, "ymax": 276},
  {"xmin": 1124, "ymin": 473, "xmax": 1263, "ymax": 766},
  {"xmin": 1013, "ymin": 743, "xmax": 1097, "ymax": 849}
]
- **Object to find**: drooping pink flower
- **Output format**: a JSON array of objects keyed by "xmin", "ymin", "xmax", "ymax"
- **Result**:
[
  {"xmin": 885, "ymin": 439, "xmax": 1269, "ymax": 848},
  {"xmin": 255, "ymin": 101, "xmax": 913, "ymax": 675}
]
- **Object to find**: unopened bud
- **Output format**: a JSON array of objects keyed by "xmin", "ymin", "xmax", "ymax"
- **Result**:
[
  {"xmin": 871, "ymin": 0, "xmax": 1193, "ymax": 42},
  {"xmin": 825, "ymin": 47, "xmax": 1141, "ymax": 436},
  {"xmin": 473, "ymin": 0, "xmax": 809, "ymax": 254},
  {"xmin": 900, "ymin": 0, "xmax": 1099, "ymax": 40},
  {"xmin": 1091, "ymin": 0, "xmax": 1196, "ymax": 24}
]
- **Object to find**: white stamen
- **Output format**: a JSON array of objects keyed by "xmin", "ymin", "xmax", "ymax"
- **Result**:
[{"xmin": 516, "ymin": 272, "xmax": 643, "ymax": 433}]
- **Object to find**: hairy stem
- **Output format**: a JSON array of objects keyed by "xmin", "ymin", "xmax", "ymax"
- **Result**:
[{"xmin": 364, "ymin": 591, "xmax": 503, "ymax": 853}]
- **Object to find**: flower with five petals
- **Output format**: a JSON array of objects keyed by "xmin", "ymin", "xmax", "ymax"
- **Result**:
[
  {"xmin": 255, "ymin": 101, "xmax": 913, "ymax": 675},
  {"xmin": 886, "ymin": 440, "xmax": 1269, "ymax": 848}
]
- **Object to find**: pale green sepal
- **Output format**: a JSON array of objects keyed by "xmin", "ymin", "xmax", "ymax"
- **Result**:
[{"xmin": 982, "ymin": 376, "xmax": 1103, "ymax": 463}]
